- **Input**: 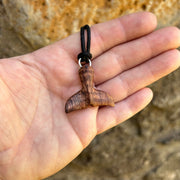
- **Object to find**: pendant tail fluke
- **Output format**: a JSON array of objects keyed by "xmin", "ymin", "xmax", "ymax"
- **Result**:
[
  {"xmin": 65, "ymin": 90, "xmax": 87, "ymax": 113},
  {"xmin": 65, "ymin": 89, "xmax": 114, "ymax": 113},
  {"xmin": 90, "ymin": 89, "xmax": 115, "ymax": 107}
]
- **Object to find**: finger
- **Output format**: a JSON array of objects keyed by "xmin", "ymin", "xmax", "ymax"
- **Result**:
[
  {"xmin": 97, "ymin": 49, "xmax": 180, "ymax": 102},
  {"xmin": 97, "ymin": 88, "xmax": 153, "ymax": 134},
  {"xmin": 56, "ymin": 12, "xmax": 157, "ymax": 59},
  {"xmin": 93, "ymin": 27, "xmax": 180, "ymax": 84},
  {"xmin": 22, "ymin": 12, "xmax": 156, "ymax": 91}
]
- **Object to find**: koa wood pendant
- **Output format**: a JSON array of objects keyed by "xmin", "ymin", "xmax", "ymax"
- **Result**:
[
  {"xmin": 65, "ymin": 64, "xmax": 114, "ymax": 113},
  {"xmin": 65, "ymin": 25, "xmax": 114, "ymax": 113}
]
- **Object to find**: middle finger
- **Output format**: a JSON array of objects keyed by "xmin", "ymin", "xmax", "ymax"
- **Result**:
[
  {"xmin": 93, "ymin": 27, "xmax": 180, "ymax": 84},
  {"xmin": 97, "ymin": 49, "xmax": 180, "ymax": 103}
]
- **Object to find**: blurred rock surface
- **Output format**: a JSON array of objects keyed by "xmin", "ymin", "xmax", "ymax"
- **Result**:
[
  {"xmin": 2, "ymin": 0, "xmax": 180, "ymax": 48},
  {"xmin": 0, "ymin": 1, "xmax": 180, "ymax": 180}
]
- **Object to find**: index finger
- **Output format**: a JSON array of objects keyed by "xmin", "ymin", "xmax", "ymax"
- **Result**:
[{"xmin": 58, "ymin": 11, "xmax": 157, "ymax": 60}]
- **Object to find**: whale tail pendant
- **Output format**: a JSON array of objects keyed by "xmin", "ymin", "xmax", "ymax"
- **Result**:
[{"xmin": 65, "ymin": 65, "xmax": 114, "ymax": 113}]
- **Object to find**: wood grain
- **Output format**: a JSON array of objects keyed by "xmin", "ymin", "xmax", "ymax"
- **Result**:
[{"xmin": 65, "ymin": 65, "xmax": 115, "ymax": 113}]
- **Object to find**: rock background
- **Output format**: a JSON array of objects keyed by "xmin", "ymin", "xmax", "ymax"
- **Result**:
[
  {"xmin": 0, "ymin": 0, "xmax": 180, "ymax": 180},
  {"xmin": 2, "ymin": 0, "xmax": 180, "ymax": 49}
]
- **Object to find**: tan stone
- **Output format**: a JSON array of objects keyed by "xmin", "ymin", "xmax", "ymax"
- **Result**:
[
  {"xmin": 1, "ymin": 2, "xmax": 180, "ymax": 180},
  {"xmin": 0, "ymin": 2, "xmax": 33, "ymax": 58},
  {"xmin": 2, "ymin": 0, "xmax": 180, "ymax": 48}
]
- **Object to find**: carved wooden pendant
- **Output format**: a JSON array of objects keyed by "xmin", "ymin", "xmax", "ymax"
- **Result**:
[{"xmin": 65, "ymin": 65, "xmax": 115, "ymax": 113}]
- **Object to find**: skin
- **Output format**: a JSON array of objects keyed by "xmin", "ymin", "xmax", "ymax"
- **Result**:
[{"xmin": 0, "ymin": 12, "xmax": 179, "ymax": 180}]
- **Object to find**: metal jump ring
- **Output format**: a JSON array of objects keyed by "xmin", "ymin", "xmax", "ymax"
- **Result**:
[{"xmin": 78, "ymin": 58, "xmax": 92, "ymax": 67}]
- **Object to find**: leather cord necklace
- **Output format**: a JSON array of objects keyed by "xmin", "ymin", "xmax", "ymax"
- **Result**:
[{"xmin": 65, "ymin": 25, "xmax": 114, "ymax": 113}]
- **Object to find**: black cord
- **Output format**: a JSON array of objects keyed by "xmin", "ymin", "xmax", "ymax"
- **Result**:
[{"xmin": 77, "ymin": 25, "xmax": 92, "ymax": 63}]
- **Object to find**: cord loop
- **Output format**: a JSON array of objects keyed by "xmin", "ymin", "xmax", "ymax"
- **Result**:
[{"xmin": 77, "ymin": 25, "xmax": 92, "ymax": 64}]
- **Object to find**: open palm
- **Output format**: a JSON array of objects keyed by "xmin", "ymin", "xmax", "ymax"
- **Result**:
[{"xmin": 0, "ymin": 12, "xmax": 180, "ymax": 180}]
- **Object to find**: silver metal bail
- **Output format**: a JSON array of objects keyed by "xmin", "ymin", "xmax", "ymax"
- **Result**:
[{"xmin": 78, "ymin": 58, "xmax": 92, "ymax": 67}]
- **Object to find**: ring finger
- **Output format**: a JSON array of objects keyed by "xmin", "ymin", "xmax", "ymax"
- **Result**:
[{"xmin": 97, "ymin": 49, "xmax": 180, "ymax": 103}]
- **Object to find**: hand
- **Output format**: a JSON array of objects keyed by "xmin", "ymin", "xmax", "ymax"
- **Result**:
[{"xmin": 0, "ymin": 12, "xmax": 179, "ymax": 180}]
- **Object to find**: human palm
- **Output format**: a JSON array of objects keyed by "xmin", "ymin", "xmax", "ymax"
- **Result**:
[{"xmin": 0, "ymin": 12, "xmax": 180, "ymax": 180}]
